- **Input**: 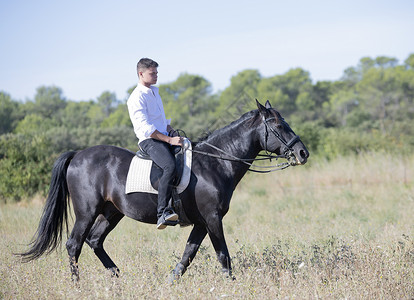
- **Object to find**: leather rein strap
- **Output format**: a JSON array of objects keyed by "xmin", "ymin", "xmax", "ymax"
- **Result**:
[{"xmin": 189, "ymin": 116, "xmax": 300, "ymax": 173}]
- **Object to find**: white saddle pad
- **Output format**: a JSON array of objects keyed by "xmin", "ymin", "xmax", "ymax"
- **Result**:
[{"xmin": 125, "ymin": 141, "xmax": 192, "ymax": 194}]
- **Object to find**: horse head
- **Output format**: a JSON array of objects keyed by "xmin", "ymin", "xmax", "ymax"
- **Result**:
[{"xmin": 256, "ymin": 100, "xmax": 309, "ymax": 165}]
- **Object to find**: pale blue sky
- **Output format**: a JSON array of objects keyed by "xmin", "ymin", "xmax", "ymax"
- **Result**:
[{"xmin": 1, "ymin": 0, "xmax": 413, "ymax": 102}]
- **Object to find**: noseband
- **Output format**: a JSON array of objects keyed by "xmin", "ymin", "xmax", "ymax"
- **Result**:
[{"xmin": 262, "ymin": 116, "xmax": 301, "ymax": 158}]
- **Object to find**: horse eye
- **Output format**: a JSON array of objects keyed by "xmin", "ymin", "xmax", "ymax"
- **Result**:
[{"xmin": 272, "ymin": 122, "xmax": 283, "ymax": 130}]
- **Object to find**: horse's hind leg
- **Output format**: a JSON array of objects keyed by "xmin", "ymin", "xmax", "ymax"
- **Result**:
[
  {"xmin": 65, "ymin": 190, "xmax": 103, "ymax": 281},
  {"xmin": 85, "ymin": 202, "xmax": 124, "ymax": 277},
  {"xmin": 66, "ymin": 213, "xmax": 100, "ymax": 281}
]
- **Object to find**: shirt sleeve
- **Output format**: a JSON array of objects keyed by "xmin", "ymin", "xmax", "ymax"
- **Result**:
[{"xmin": 127, "ymin": 94, "xmax": 157, "ymax": 140}]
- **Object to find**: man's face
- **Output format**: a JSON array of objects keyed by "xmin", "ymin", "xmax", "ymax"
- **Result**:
[{"xmin": 140, "ymin": 67, "xmax": 158, "ymax": 87}]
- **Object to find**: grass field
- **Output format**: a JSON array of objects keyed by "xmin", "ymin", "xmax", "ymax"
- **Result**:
[{"xmin": 1, "ymin": 152, "xmax": 413, "ymax": 299}]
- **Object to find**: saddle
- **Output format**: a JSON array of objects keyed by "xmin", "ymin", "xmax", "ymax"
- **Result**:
[
  {"xmin": 136, "ymin": 145, "xmax": 185, "ymax": 190},
  {"xmin": 125, "ymin": 138, "xmax": 192, "ymax": 226}
]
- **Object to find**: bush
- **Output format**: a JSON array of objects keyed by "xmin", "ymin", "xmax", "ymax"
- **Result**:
[
  {"xmin": 292, "ymin": 122, "xmax": 322, "ymax": 153},
  {"xmin": 0, "ymin": 126, "xmax": 139, "ymax": 202},
  {"xmin": 0, "ymin": 133, "xmax": 56, "ymax": 202},
  {"xmin": 316, "ymin": 128, "xmax": 404, "ymax": 159}
]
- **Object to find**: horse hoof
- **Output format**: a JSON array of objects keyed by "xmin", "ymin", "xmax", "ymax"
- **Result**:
[
  {"xmin": 168, "ymin": 272, "xmax": 181, "ymax": 285},
  {"xmin": 222, "ymin": 269, "xmax": 235, "ymax": 281},
  {"xmin": 71, "ymin": 273, "xmax": 80, "ymax": 282},
  {"xmin": 109, "ymin": 267, "xmax": 120, "ymax": 277}
]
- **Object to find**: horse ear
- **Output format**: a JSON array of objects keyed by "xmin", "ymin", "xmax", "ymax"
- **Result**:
[
  {"xmin": 256, "ymin": 99, "xmax": 266, "ymax": 114},
  {"xmin": 265, "ymin": 100, "xmax": 272, "ymax": 109}
]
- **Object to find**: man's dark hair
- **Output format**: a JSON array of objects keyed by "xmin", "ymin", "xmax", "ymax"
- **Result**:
[{"xmin": 137, "ymin": 58, "xmax": 159, "ymax": 75}]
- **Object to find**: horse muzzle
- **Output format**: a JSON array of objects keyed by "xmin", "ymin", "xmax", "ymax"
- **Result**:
[{"xmin": 286, "ymin": 148, "xmax": 309, "ymax": 166}]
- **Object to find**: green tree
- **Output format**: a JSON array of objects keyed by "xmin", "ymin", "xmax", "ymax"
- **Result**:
[
  {"xmin": 59, "ymin": 100, "xmax": 94, "ymax": 129},
  {"xmin": 160, "ymin": 73, "xmax": 217, "ymax": 138},
  {"xmin": 342, "ymin": 66, "xmax": 361, "ymax": 85},
  {"xmin": 31, "ymin": 86, "xmax": 66, "ymax": 118},
  {"xmin": 311, "ymin": 81, "xmax": 332, "ymax": 109},
  {"xmin": 214, "ymin": 70, "xmax": 261, "ymax": 129},
  {"xmin": 97, "ymin": 91, "xmax": 118, "ymax": 117},
  {"xmin": 375, "ymin": 56, "xmax": 398, "ymax": 68},
  {"xmin": 0, "ymin": 133, "xmax": 55, "ymax": 201},
  {"xmin": 127, "ymin": 85, "xmax": 136, "ymax": 96},
  {"xmin": 101, "ymin": 105, "xmax": 131, "ymax": 128},
  {"xmin": 0, "ymin": 92, "xmax": 20, "ymax": 134},
  {"xmin": 161, "ymin": 74, "xmax": 213, "ymax": 115},
  {"xmin": 326, "ymin": 89, "xmax": 359, "ymax": 127},
  {"xmin": 258, "ymin": 68, "xmax": 312, "ymax": 117},
  {"xmin": 14, "ymin": 114, "xmax": 57, "ymax": 134},
  {"xmin": 405, "ymin": 53, "xmax": 414, "ymax": 69},
  {"xmin": 356, "ymin": 63, "xmax": 403, "ymax": 133},
  {"xmin": 87, "ymin": 103, "xmax": 106, "ymax": 127}
]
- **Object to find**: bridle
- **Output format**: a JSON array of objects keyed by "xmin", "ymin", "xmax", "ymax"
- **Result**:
[
  {"xmin": 187, "ymin": 114, "xmax": 302, "ymax": 173},
  {"xmin": 261, "ymin": 115, "xmax": 301, "ymax": 161}
]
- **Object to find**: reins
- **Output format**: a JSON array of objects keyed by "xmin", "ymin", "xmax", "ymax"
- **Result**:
[
  {"xmin": 177, "ymin": 111, "xmax": 302, "ymax": 173},
  {"xmin": 189, "ymin": 142, "xmax": 291, "ymax": 173}
]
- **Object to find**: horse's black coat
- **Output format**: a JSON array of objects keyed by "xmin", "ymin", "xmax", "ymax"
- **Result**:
[{"xmin": 19, "ymin": 100, "xmax": 309, "ymax": 281}]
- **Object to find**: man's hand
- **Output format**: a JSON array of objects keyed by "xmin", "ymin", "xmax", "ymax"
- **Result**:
[
  {"xmin": 149, "ymin": 130, "xmax": 184, "ymax": 147},
  {"xmin": 169, "ymin": 136, "xmax": 184, "ymax": 147}
]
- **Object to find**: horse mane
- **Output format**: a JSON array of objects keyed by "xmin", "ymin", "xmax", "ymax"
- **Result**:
[
  {"xmin": 193, "ymin": 107, "xmax": 285, "ymax": 147},
  {"xmin": 194, "ymin": 110, "xmax": 258, "ymax": 145}
]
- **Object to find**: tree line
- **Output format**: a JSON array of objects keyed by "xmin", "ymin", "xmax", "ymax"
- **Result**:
[{"xmin": 1, "ymin": 54, "xmax": 413, "ymax": 201}]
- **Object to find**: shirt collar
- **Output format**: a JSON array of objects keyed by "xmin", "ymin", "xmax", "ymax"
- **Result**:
[{"xmin": 137, "ymin": 83, "xmax": 152, "ymax": 93}]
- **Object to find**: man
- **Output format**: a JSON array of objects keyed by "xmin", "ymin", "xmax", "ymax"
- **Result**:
[{"xmin": 127, "ymin": 58, "xmax": 183, "ymax": 229}]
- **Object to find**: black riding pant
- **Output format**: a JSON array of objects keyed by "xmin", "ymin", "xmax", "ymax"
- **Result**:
[{"xmin": 139, "ymin": 138, "xmax": 177, "ymax": 218}]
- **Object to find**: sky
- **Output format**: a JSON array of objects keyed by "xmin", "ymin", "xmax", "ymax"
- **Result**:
[{"xmin": 1, "ymin": 0, "xmax": 413, "ymax": 102}]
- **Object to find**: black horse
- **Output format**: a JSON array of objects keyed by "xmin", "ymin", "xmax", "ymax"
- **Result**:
[{"xmin": 19, "ymin": 100, "xmax": 309, "ymax": 281}]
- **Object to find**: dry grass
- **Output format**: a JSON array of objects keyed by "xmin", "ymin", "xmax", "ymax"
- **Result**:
[{"xmin": 1, "ymin": 152, "xmax": 413, "ymax": 299}]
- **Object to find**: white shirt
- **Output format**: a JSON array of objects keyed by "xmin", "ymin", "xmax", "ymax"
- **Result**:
[{"xmin": 127, "ymin": 83, "xmax": 171, "ymax": 143}]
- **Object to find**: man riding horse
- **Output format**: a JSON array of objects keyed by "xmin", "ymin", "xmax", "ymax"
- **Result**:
[{"xmin": 127, "ymin": 58, "xmax": 183, "ymax": 229}]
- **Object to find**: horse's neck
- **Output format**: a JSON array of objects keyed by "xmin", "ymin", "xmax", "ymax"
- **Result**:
[
  {"xmin": 215, "ymin": 129, "xmax": 258, "ymax": 158},
  {"xmin": 205, "ymin": 114, "xmax": 259, "ymax": 155},
  {"xmin": 199, "ymin": 114, "xmax": 261, "ymax": 185}
]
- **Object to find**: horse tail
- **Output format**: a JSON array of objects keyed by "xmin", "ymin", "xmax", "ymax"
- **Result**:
[{"xmin": 17, "ymin": 150, "xmax": 77, "ymax": 262}]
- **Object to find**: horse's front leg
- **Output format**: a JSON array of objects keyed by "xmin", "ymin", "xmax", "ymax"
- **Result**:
[
  {"xmin": 171, "ymin": 224, "xmax": 207, "ymax": 282},
  {"xmin": 206, "ymin": 213, "xmax": 233, "ymax": 279}
]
